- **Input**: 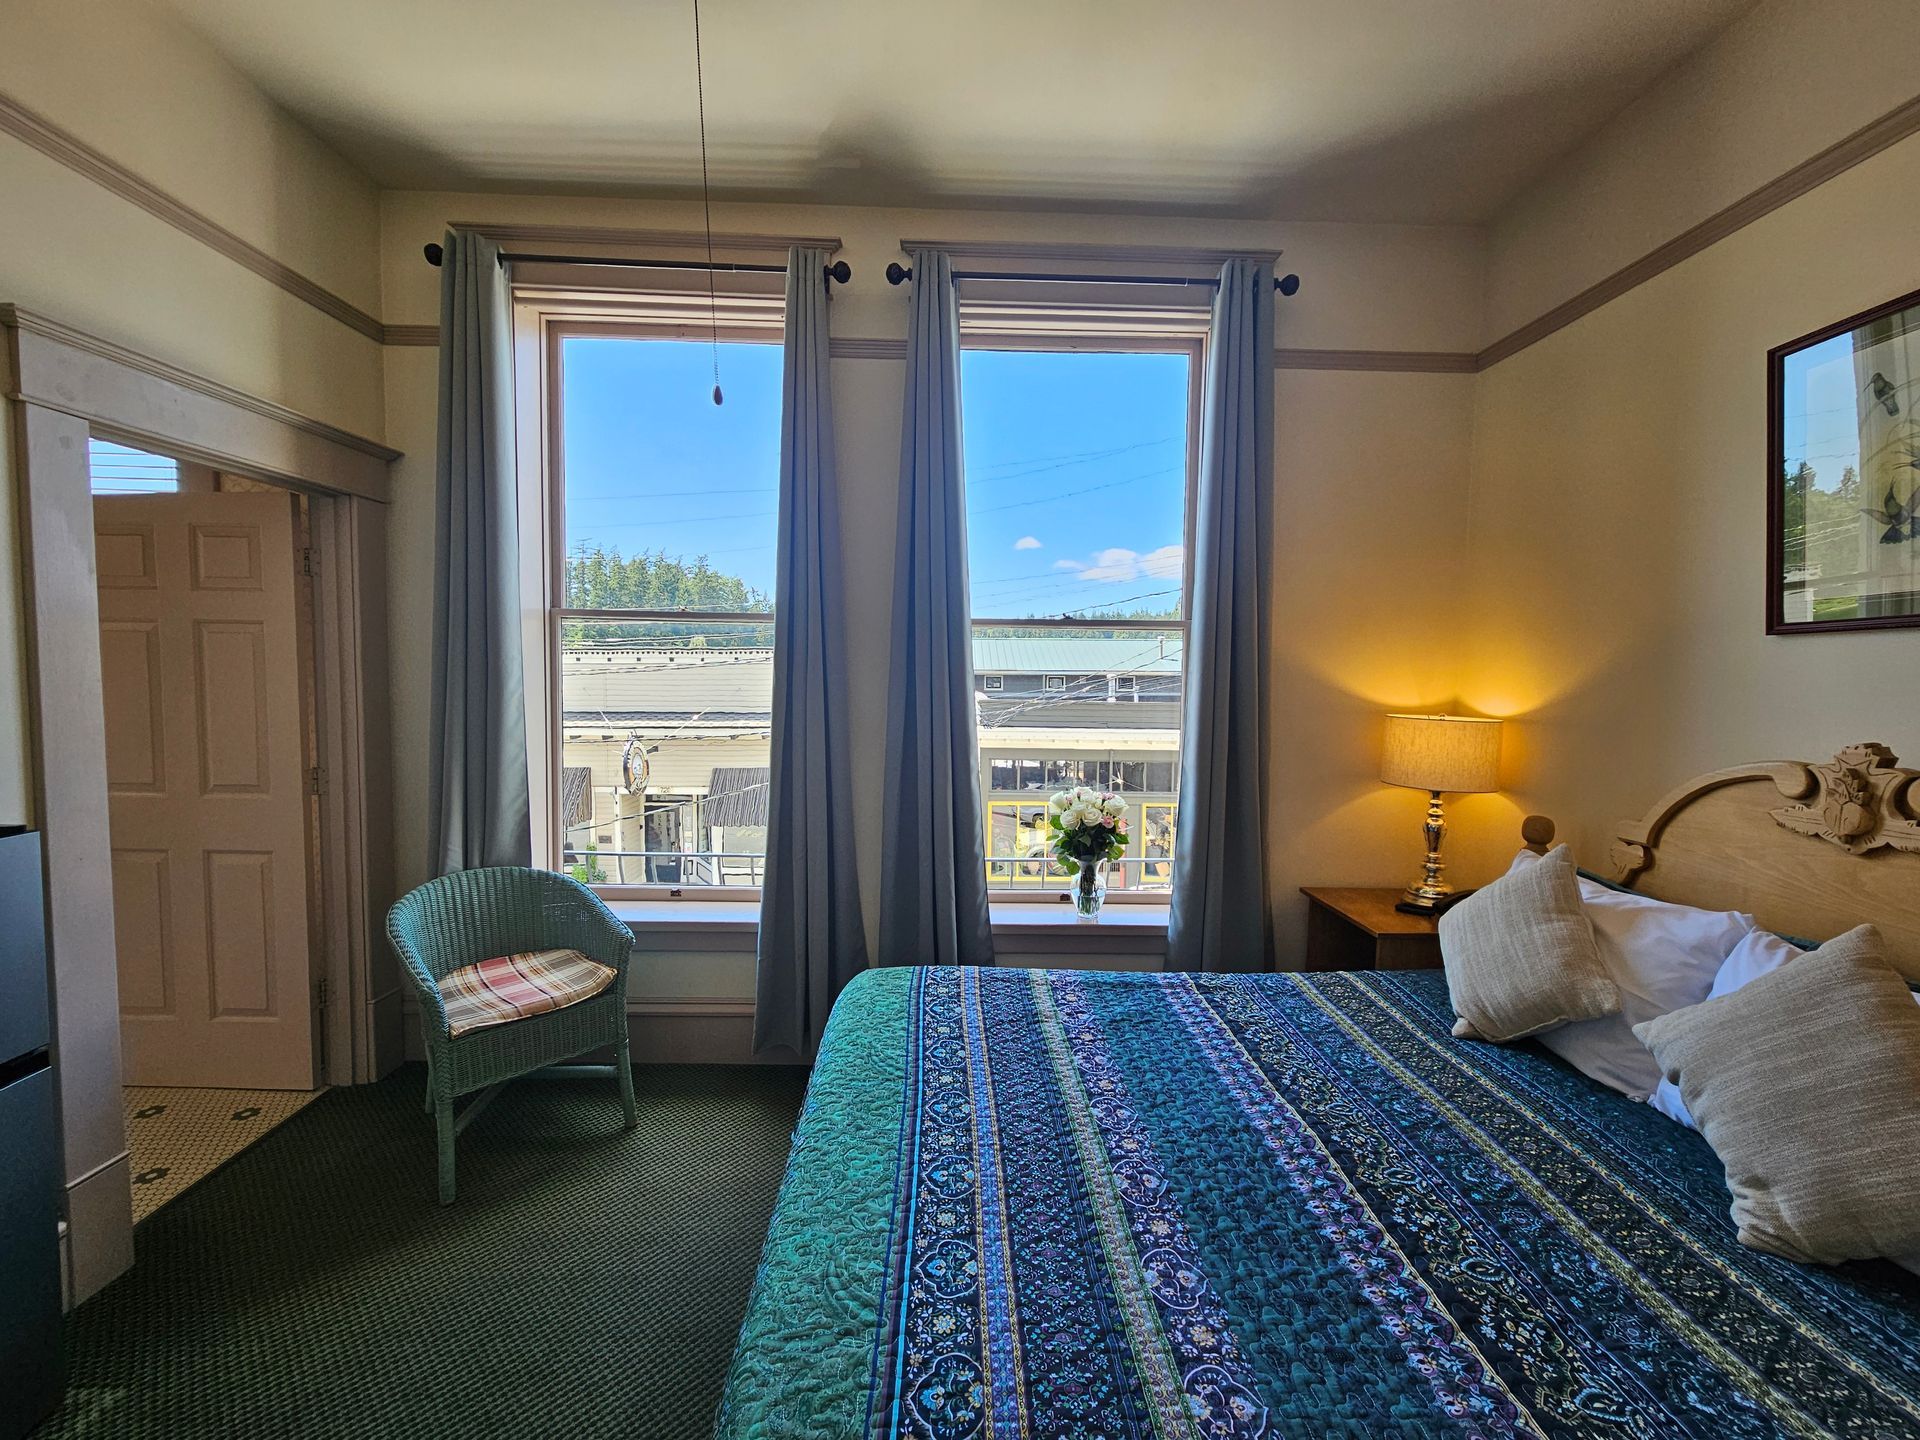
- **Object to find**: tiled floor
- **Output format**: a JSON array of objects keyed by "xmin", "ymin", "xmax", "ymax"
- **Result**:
[{"xmin": 123, "ymin": 1085, "xmax": 326, "ymax": 1222}]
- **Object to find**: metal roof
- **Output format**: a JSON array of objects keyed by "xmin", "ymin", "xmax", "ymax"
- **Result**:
[{"xmin": 970, "ymin": 635, "xmax": 1183, "ymax": 674}]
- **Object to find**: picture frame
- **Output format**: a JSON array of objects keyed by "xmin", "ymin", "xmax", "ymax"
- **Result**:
[{"xmin": 1767, "ymin": 286, "xmax": 1920, "ymax": 634}]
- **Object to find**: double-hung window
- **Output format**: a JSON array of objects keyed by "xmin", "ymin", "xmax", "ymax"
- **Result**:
[
  {"xmin": 959, "ymin": 314, "xmax": 1203, "ymax": 898},
  {"xmin": 528, "ymin": 293, "xmax": 784, "ymax": 894}
]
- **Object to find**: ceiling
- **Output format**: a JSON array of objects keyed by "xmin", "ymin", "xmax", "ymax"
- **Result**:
[{"xmin": 154, "ymin": 0, "xmax": 1755, "ymax": 223}]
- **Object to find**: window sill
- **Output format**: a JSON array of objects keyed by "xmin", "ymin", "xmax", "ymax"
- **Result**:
[
  {"xmin": 605, "ymin": 897, "xmax": 1169, "ymax": 952},
  {"xmin": 606, "ymin": 899, "xmax": 759, "ymax": 951},
  {"xmin": 988, "ymin": 901, "xmax": 1168, "ymax": 936}
]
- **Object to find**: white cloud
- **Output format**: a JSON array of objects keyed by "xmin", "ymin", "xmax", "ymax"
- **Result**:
[
  {"xmin": 1013, "ymin": 535, "xmax": 1043, "ymax": 550},
  {"xmin": 1138, "ymin": 544, "xmax": 1184, "ymax": 578},
  {"xmin": 1054, "ymin": 543, "xmax": 1185, "ymax": 584}
]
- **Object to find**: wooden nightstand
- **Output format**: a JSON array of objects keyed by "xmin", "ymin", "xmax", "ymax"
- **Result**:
[{"xmin": 1299, "ymin": 887, "xmax": 1443, "ymax": 971}]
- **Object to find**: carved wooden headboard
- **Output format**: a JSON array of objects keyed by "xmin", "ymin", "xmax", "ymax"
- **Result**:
[{"xmin": 1528, "ymin": 742, "xmax": 1920, "ymax": 983}]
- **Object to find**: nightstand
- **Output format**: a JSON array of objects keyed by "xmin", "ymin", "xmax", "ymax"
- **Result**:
[{"xmin": 1299, "ymin": 887, "xmax": 1443, "ymax": 971}]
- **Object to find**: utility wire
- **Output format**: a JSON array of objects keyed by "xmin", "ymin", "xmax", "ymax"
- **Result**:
[{"xmin": 693, "ymin": 0, "xmax": 721, "ymax": 406}]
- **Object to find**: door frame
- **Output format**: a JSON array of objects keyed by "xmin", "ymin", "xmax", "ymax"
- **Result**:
[{"xmin": 1, "ymin": 305, "xmax": 401, "ymax": 1304}]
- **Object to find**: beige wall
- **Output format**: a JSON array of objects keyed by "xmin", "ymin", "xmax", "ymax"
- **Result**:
[
  {"xmin": 1465, "ymin": 30, "xmax": 1920, "ymax": 871},
  {"xmin": 379, "ymin": 190, "xmax": 1489, "ymax": 977}
]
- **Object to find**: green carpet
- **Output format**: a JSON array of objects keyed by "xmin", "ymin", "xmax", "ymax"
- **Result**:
[{"xmin": 39, "ymin": 1064, "xmax": 808, "ymax": 1440}]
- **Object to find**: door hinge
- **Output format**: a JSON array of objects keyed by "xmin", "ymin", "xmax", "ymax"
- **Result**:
[
  {"xmin": 316, "ymin": 976, "xmax": 330, "ymax": 1010},
  {"xmin": 308, "ymin": 765, "xmax": 326, "ymax": 796},
  {"xmin": 301, "ymin": 547, "xmax": 317, "ymax": 577}
]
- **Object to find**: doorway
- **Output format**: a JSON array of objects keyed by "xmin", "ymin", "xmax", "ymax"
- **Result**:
[{"xmin": 5, "ymin": 304, "xmax": 400, "ymax": 1302}]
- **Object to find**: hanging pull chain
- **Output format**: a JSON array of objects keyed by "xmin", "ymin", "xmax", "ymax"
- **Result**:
[{"xmin": 694, "ymin": 0, "xmax": 722, "ymax": 405}]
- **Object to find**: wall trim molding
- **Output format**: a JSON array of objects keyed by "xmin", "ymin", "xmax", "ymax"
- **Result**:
[
  {"xmin": 12, "ymin": 63, "xmax": 1916, "ymax": 373},
  {"xmin": 0, "ymin": 90, "xmax": 385, "ymax": 343},
  {"xmin": 1278, "ymin": 348, "xmax": 1476, "ymax": 374},
  {"xmin": 1476, "ymin": 91, "xmax": 1920, "ymax": 370},
  {"xmin": 402, "ymin": 328, "xmax": 1475, "ymax": 375}
]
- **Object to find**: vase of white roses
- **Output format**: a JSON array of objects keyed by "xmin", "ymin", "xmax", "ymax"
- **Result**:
[{"xmin": 1047, "ymin": 785, "xmax": 1129, "ymax": 920}]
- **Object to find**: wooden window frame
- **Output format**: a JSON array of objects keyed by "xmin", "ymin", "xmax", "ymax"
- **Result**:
[
  {"xmin": 514, "ymin": 289, "xmax": 784, "ymax": 903},
  {"xmin": 958, "ymin": 306, "xmax": 1206, "ymax": 903}
]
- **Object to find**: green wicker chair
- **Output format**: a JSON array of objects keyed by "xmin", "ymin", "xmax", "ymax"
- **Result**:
[{"xmin": 386, "ymin": 866, "xmax": 636, "ymax": 1204}]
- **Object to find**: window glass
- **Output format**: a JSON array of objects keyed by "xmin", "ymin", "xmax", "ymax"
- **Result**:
[
  {"xmin": 555, "ymin": 337, "xmax": 781, "ymax": 888},
  {"xmin": 962, "ymin": 345, "xmax": 1192, "ymax": 894}
]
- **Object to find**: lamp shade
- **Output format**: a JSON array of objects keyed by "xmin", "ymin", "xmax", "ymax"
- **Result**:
[{"xmin": 1380, "ymin": 714, "xmax": 1502, "ymax": 793}]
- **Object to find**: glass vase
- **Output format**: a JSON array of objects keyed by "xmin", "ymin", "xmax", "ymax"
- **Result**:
[{"xmin": 1073, "ymin": 858, "xmax": 1108, "ymax": 921}]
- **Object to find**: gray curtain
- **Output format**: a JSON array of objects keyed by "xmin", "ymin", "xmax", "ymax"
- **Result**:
[
  {"xmin": 428, "ymin": 228, "xmax": 531, "ymax": 875},
  {"xmin": 1166, "ymin": 258, "xmax": 1276, "ymax": 972},
  {"xmin": 754, "ymin": 248, "xmax": 871, "ymax": 1060},
  {"xmin": 878, "ymin": 251, "xmax": 994, "ymax": 968}
]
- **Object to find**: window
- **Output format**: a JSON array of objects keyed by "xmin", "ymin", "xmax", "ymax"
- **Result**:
[
  {"xmin": 982, "ymin": 674, "xmax": 1005, "ymax": 692},
  {"xmin": 962, "ymin": 336, "xmax": 1198, "ymax": 896},
  {"xmin": 549, "ymin": 327, "xmax": 782, "ymax": 891},
  {"xmin": 89, "ymin": 439, "xmax": 179, "ymax": 494}
]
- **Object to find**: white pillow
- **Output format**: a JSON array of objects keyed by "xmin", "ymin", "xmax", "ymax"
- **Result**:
[
  {"xmin": 1649, "ymin": 927, "xmax": 1920, "ymax": 1129},
  {"xmin": 1504, "ymin": 850, "xmax": 1751, "ymax": 1099}
]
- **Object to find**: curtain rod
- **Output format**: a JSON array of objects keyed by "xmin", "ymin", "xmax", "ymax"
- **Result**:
[
  {"xmin": 421, "ymin": 242, "xmax": 851, "ymax": 289},
  {"xmin": 883, "ymin": 261, "xmax": 1299, "ymax": 295}
]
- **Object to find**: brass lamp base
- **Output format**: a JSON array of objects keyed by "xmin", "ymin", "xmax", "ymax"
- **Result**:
[{"xmin": 1401, "ymin": 789, "xmax": 1452, "ymax": 912}]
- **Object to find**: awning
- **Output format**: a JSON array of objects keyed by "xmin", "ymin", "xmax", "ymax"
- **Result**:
[
  {"xmin": 560, "ymin": 766, "xmax": 593, "ymax": 826},
  {"xmin": 704, "ymin": 766, "xmax": 770, "ymax": 827}
]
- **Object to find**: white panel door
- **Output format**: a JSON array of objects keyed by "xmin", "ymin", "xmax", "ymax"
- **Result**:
[{"xmin": 96, "ymin": 494, "xmax": 316, "ymax": 1089}]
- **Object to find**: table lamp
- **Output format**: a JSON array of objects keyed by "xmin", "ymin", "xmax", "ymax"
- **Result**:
[{"xmin": 1380, "ymin": 713, "xmax": 1503, "ymax": 912}]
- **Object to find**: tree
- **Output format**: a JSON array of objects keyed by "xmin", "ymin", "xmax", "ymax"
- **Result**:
[{"xmin": 562, "ymin": 542, "xmax": 772, "ymax": 645}]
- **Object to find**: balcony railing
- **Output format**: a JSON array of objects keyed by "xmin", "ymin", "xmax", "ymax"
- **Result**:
[
  {"xmin": 562, "ymin": 849, "xmax": 1174, "ymax": 894},
  {"xmin": 562, "ymin": 849, "xmax": 767, "ymax": 887},
  {"xmin": 984, "ymin": 855, "xmax": 1173, "ymax": 893}
]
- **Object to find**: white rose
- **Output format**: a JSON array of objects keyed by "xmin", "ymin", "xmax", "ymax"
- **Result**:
[
  {"xmin": 1048, "ymin": 792, "xmax": 1069, "ymax": 814},
  {"xmin": 1101, "ymin": 796, "xmax": 1125, "ymax": 816},
  {"xmin": 1060, "ymin": 809, "xmax": 1082, "ymax": 831}
]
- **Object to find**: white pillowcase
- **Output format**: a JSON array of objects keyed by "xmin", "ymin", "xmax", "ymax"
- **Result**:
[
  {"xmin": 1504, "ymin": 849, "xmax": 1752, "ymax": 1099},
  {"xmin": 1648, "ymin": 927, "xmax": 1920, "ymax": 1129}
]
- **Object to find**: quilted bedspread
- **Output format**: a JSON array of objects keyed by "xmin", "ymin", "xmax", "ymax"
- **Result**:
[{"xmin": 714, "ymin": 966, "xmax": 1920, "ymax": 1440}]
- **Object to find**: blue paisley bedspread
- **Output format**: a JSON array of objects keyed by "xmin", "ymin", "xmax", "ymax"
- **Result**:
[{"xmin": 714, "ymin": 966, "xmax": 1920, "ymax": 1440}]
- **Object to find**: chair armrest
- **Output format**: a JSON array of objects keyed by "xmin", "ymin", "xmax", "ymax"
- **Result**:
[
  {"xmin": 386, "ymin": 912, "xmax": 452, "ymax": 1038},
  {"xmin": 542, "ymin": 873, "xmax": 637, "ymax": 983}
]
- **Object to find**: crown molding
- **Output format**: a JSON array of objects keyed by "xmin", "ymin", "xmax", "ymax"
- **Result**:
[{"xmin": 0, "ymin": 90, "xmax": 385, "ymax": 343}]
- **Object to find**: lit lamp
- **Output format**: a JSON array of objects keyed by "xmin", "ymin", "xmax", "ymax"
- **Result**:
[{"xmin": 1380, "ymin": 713, "xmax": 1503, "ymax": 913}]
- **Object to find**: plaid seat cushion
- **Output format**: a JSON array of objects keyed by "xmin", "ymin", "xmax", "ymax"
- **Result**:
[{"xmin": 437, "ymin": 948, "xmax": 617, "ymax": 1038}]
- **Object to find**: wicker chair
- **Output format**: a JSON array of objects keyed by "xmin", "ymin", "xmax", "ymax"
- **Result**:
[{"xmin": 386, "ymin": 867, "xmax": 637, "ymax": 1204}]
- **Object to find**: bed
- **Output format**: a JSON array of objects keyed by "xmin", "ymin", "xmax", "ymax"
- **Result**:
[{"xmin": 715, "ymin": 745, "xmax": 1920, "ymax": 1439}]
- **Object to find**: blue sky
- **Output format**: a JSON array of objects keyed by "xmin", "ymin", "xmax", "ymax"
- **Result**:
[{"xmin": 561, "ymin": 337, "xmax": 1190, "ymax": 615}]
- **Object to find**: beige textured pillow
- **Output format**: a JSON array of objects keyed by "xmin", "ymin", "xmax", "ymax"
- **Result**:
[
  {"xmin": 1439, "ymin": 844, "xmax": 1617, "ymax": 1042},
  {"xmin": 1633, "ymin": 925, "xmax": 1920, "ymax": 1267}
]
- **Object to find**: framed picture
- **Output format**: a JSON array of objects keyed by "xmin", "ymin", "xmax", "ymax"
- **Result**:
[{"xmin": 1768, "ymin": 287, "xmax": 1920, "ymax": 633}]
